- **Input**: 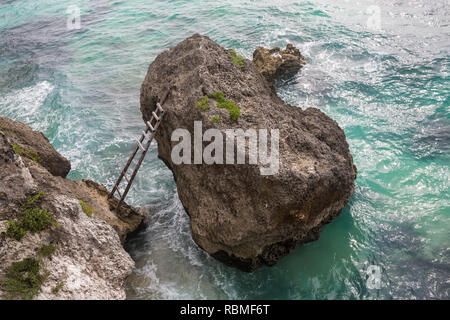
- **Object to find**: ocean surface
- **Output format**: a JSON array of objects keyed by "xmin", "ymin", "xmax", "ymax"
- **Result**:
[{"xmin": 0, "ymin": 0, "xmax": 448, "ymax": 299}]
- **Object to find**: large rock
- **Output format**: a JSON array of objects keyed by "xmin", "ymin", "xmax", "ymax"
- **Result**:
[
  {"xmin": 140, "ymin": 34, "xmax": 356, "ymax": 271},
  {"xmin": 253, "ymin": 44, "xmax": 307, "ymax": 83},
  {"xmin": 0, "ymin": 117, "xmax": 71, "ymax": 178},
  {"xmin": 0, "ymin": 120, "xmax": 143, "ymax": 299}
]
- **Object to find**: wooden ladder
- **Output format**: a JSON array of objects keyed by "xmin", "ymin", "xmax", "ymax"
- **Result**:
[{"xmin": 108, "ymin": 89, "xmax": 170, "ymax": 210}]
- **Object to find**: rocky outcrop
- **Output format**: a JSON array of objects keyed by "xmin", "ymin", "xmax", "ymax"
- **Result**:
[
  {"xmin": 253, "ymin": 44, "xmax": 307, "ymax": 83},
  {"xmin": 0, "ymin": 117, "xmax": 71, "ymax": 178},
  {"xmin": 0, "ymin": 119, "xmax": 143, "ymax": 299},
  {"xmin": 140, "ymin": 34, "xmax": 356, "ymax": 271}
]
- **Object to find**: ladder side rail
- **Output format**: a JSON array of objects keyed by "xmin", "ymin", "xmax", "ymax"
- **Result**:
[
  {"xmin": 109, "ymin": 143, "xmax": 139, "ymax": 198},
  {"xmin": 116, "ymin": 144, "xmax": 150, "ymax": 210},
  {"xmin": 115, "ymin": 118, "xmax": 162, "ymax": 209},
  {"xmin": 108, "ymin": 123, "xmax": 151, "ymax": 198}
]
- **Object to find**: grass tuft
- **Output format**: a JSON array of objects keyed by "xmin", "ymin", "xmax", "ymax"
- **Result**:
[
  {"xmin": 211, "ymin": 115, "xmax": 221, "ymax": 123},
  {"xmin": 196, "ymin": 95, "xmax": 211, "ymax": 111},
  {"xmin": 79, "ymin": 200, "xmax": 93, "ymax": 217},
  {"xmin": 52, "ymin": 282, "xmax": 64, "ymax": 295},
  {"xmin": 26, "ymin": 192, "xmax": 45, "ymax": 206},
  {"xmin": 228, "ymin": 49, "xmax": 245, "ymax": 68}
]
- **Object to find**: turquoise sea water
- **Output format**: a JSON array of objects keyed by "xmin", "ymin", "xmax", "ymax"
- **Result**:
[{"xmin": 0, "ymin": 0, "xmax": 448, "ymax": 299}]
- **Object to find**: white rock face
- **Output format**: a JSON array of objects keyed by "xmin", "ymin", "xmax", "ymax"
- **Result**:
[{"xmin": 0, "ymin": 127, "xmax": 140, "ymax": 300}]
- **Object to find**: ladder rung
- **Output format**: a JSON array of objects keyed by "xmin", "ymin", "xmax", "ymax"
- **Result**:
[
  {"xmin": 124, "ymin": 174, "xmax": 130, "ymax": 184},
  {"xmin": 142, "ymin": 130, "xmax": 151, "ymax": 141},
  {"xmin": 136, "ymin": 139, "xmax": 145, "ymax": 151},
  {"xmin": 146, "ymin": 121, "xmax": 155, "ymax": 132},
  {"xmin": 152, "ymin": 111, "xmax": 160, "ymax": 121},
  {"xmin": 116, "ymin": 188, "xmax": 122, "ymax": 198},
  {"xmin": 156, "ymin": 103, "xmax": 164, "ymax": 113}
]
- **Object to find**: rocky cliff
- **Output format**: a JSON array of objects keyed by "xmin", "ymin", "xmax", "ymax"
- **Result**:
[
  {"xmin": 0, "ymin": 117, "xmax": 143, "ymax": 299},
  {"xmin": 140, "ymin": 34, "xmax": 357, "ymax": 271}
]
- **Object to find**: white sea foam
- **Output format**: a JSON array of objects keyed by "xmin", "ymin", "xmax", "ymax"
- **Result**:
[{"xmin": 0, "ymin": 81, "xmax": 54, "ymax": 123}]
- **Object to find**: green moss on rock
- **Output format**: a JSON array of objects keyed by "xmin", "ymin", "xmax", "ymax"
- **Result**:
[
  {"xmin": 208, "ymin": 91, "xmax": 241, "ymax": 121},
  {"xmin": 196, "ymin": 95, "xmax": 211, "ymax": 111},
  {"xmin": 52, "ymin": 281, "xmax": 64, "ymax": 295},
  {"xmin": 79, "ymin": 200, "xmax": 94, "ymax": 217},
  {"xmin": 6, "ymin": 221, "xmax": 26, "ymax": 240},
  {"xmin": 228, "ymin": 105, "xmax": 241, "ymax": 121},
  {"xmin": 208, "ymin": 91, "xmax": 225, "ymax": 102},
  {"xmin": 6, "ymin": 192, "xmax": 58, "ymax": 241},
  {"xmin": 211, "ymin": 115, "xmax": 221, "ymax": 123},
  {"xmin": 228, "ymin": 49, "xmax": 245, "ymax": 68},
  {"xmin": 0, "ymin": 124, "xmax": 14, "ymax": 135},
  {"xmin": 26, "ymin": 192, "xmax": 45, "ymax": 206},
  {"xmin": 37, "ymin": 244, "xmax": 59, "ymax": 258},
  {"xmin": 12, "ymin": 143, "xmax": 40, "ymax": 163}
]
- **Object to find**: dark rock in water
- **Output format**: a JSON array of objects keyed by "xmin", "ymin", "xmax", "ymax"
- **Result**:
[
  {"xmin": 140, "ymin": 34, "xmax": 356, "ymax": 271},
  {"xmin": 0, "ymin": 117, "xmax": 71, "ymax": 178},
  {"xmin": 253, "ymin": 44, "xmax": 307, "ymax": 83}
]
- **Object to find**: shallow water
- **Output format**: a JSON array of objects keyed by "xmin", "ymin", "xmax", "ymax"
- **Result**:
[{"xmin": 0, "ymin": 0, "xmax": 448, "ymax": 299}]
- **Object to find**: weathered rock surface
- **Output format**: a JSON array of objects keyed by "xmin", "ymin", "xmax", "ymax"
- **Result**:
[
  {"xmin": 253, "ymin": 44, "xmax": 307, "ymax": 83},
  {"xmin": 140, "ymin": 34, "xmax": 356, "ymax": 271},
  {"xmin": 0, "ymin": 117, "xmax": 71, "ymax": 178},
  {"xmin": 0, "ymin": 120, "xmax": 143, "ymax": 299}
]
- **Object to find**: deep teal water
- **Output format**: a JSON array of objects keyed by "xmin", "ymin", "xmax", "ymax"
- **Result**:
[{"xmin": 0, "ymin": 0, "xmax": 448, "ymax": 299}]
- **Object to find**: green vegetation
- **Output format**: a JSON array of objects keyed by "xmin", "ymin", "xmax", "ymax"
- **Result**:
[
  {"xmin": 6, "ymin": 221, "xmax": 26, "ymax": 240},
  {"xmin": 52, "ymin": 282, "xmax": 64, "ymax": 295},
  {"xmin": 228, "ymin": 49, "xmax": 245, "ymax": 68},
  {"xmin": 12, "ymin": 143, "xmax": 40, "ymax": 163},
  {"xmin": 1, "ymin": 242, "xmax": 59, "ymax": 299},
  {"xmin": 1, "ymin": 258, "xmax": 45, "ymax": 300},
  {"xmin": 208, "ymin": 91, "xmax": 241, "ymax": 121},
  {"xmin": 37, "ymin": 244, "xmax": 59, "ymax": 258},
  {"xmin": 196, "ymin": 95, "xmax": 211, "ymax": 111},
  {"xmin": 211, "ymin": 115, "xmax": 221, "ymax": 123},
  {"xmin": 1, "ymin": 198, "xmax": 60, "ymax": 299},
  {"xmin": 197, "ymin": 92, "xmax": 241, "ymax": 121},
  {"xmin": 208, "ymin": 91, "xmax": 225, "ymax": 101},
  {"xmin": 0, "ymin": 124, "xmax": 15, "ymax": 135},
  {"xmin": 26, "ymin": 191, "xmax": 45, "ymax": 206},
  {"xmin": 79, "ymin": 200, "xmax": 93, "ymax": 217},
  {"xmin": 21, "ymin": 208, "xmax": 59, "ymax": 232},
  {"xmin": 228, "ymin": 106, "xmax": 241, "ymax": 121},
  {"xmin": 6, "ymin": 192, "xmax": 59, "ymax": 241}
]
